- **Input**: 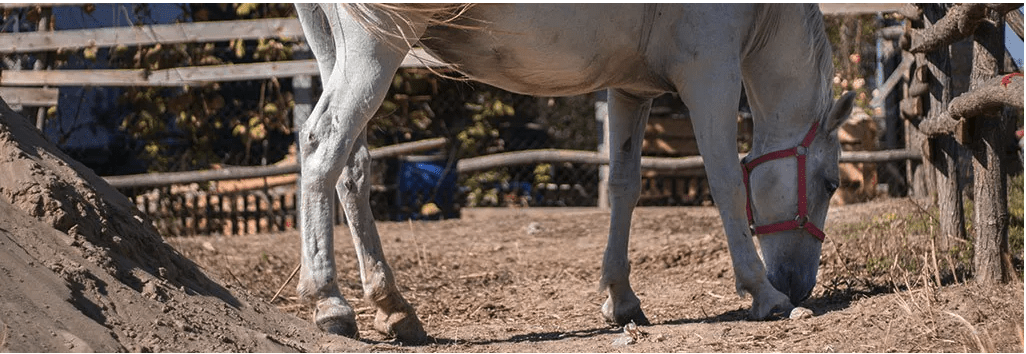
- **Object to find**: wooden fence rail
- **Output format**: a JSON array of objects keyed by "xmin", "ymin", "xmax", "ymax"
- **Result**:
[
  {"xmin": 105, "ymin": 137, "xmax": 448, "ymax": 188},
  {"xmin": 106, "ymin": 147, "xmax": 921, "ymax": 189},
  {"xmin": 0, "ymin": 18, "xmax": 304, "ymax": 54},
  {"xmin": 0, "ymin": 48, "xmax": 443, "ymax": 88}
]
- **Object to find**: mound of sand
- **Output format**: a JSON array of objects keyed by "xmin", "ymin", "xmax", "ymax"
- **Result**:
[{"xmin": 0, "ymin": 98, "xmax": 361, "ymax": 352}]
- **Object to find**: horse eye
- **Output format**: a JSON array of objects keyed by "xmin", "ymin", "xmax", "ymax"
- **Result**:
[{"xmin": 825, "ymin": 179, "xmax": 839, "ymax": 194}]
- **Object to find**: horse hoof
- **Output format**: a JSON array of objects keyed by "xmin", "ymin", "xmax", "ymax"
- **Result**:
[
  {"xmin": 748, "ymin": 290, "xmax": 794, "ymax": 320},
  {"xmin": 601, "ymin": 296, "xmax": 651, "ymax": 326},
  {"xmin": 315, "ymin": 299, "xmax": 359, "ymax": 338},
  {"xmin": 375, "ymin": 309, "xmax": 428, "ymax": 344}
]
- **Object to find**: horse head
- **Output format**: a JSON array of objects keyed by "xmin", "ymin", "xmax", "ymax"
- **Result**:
[{"xmin": 743, "ymin": 91, "xmax": 854, "ymax": 307}]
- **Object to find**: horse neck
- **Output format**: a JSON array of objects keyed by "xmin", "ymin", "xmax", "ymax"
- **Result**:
[{"xmin": 742, "ymin": 4, "xmax": 833, "ymax": 153}]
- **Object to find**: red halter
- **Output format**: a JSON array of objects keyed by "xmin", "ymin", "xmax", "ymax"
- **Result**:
[{"xmin": 741, "ymin": 122, "xmax": 825, "ymax": 242}]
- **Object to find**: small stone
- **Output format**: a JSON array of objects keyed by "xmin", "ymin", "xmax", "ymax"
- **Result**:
[
  {"xmin": 789, "ymin": 306, "xmax": 813, "ymax": 320},
  {"xmin": 525, "ymin": 222, "xmax": 543, "ymax": 235}
]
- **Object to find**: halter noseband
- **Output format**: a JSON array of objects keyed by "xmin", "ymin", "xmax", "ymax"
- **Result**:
[{"xmin": 741, "ymin": 122, "xmax": 825, "ymax": 242}]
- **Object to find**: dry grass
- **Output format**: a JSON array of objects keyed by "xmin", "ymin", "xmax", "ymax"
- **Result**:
[
  {"xmin": 0, "ymin": 319, "xmax": 8, "ymax": 349},
  {"xmin": 823, "ymin": 197, "xmax": 1023, "ymax": 352}
]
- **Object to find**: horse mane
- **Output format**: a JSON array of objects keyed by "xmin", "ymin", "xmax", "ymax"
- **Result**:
[{"xmin": 745, "ymin": 4, "xmax": 835, "ymax": 115}]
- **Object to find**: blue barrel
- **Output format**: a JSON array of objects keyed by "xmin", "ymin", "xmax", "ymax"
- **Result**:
[{"xmin": 395, "ymin": 154, "xmax": 458, "ymax": 220}]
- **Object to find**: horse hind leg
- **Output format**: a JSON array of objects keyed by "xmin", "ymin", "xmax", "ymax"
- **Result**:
[
  {"xmin": 336, "ymin": 132, "xmax": 427, "ymax": 343},
  {"xmin": 598, "ymin": 88, "xmax": 653, "ymax": 326}
]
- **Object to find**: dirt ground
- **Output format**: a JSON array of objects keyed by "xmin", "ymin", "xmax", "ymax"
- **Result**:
[
  {"xmin": 0, "ymin": 97, "xmax": 1023, "ymax": 353},
  {"xmin": 172, "ymin": 200, "xmax": 1024, "ymax": 353}
]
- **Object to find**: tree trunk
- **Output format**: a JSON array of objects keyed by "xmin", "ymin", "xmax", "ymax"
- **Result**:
[{"xmin": 969, "ymin": 9, "xmax": 1012, "ymax": 284}]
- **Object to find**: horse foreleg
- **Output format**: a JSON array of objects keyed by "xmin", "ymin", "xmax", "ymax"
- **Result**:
[
  {"xmin": 336, "ymin": 133, "xmax": 427, "ymax": 343},
  {"xmin": 674, "ymin": 66, "xmax": 793, "ymax": 320},
  {"xmin": 598, "ymin": 89, "xmax": 653, "ymax": 326},
  {"xmin": 297, "ymin": 3, "xmax": 423, "ymax": 337}
]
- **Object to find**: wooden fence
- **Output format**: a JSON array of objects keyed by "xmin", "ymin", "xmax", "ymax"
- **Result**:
[
  {"xmin": 0, "ymin": 16, "xmax": 442, "ymax": 106},
  {"xmin": 0, "ymin": 4, "xmax": 935, "ymax": 238},
  {"xmin": 888, "ymin": 4, "xmax": 1023, "ymax": 284}
]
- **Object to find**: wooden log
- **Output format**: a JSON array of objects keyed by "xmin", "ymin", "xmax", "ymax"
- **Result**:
[
  {"xmin": 1007, "ymin": 10, "xmax": 1024, "ymax": 40},
  {"xmin": 908, "ymin": 4, "xmax": 1023, "ymax": 54},
  {"xmin": 104, "ymin": 137, "xmax": 447, "ymax": 188},
  {"xmin": 919, "ymin": 74, "xmax": 1023, "ymax": 138},
  {"xmin": 871, "ymin": 52, "xmax": 915, "ymax": 109},
  {"xmin": 456, "ymin": 149, "xmax": 921, "ymax": 174}
]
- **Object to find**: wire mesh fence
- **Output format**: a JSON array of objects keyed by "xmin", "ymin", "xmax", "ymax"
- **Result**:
[{"xmin": 113, "ymin": 70, "xmax": 737, "ymax": 236}]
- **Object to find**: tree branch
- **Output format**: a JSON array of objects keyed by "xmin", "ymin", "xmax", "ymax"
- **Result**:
[
  {"xmin": 1006, "ymin": 9, "xmax": 1023, "ymax": 40},
  {"xmin": 908, "ymin": 4, "xmax": 987, "ymax": 53},
  {"xmin": 908, "ymin": 4, "xmax": 1022, "ymax": 54},
  {"xmin": 919, "ymin": 74, "xmax": 1024, "ymax": 136}
]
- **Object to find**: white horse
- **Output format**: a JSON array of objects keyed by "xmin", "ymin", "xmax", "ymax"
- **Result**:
[{"xmin": 293, "ymin": 3, "xmax": 854, "ymax": 343}]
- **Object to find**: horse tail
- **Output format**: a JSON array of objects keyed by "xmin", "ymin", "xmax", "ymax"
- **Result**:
[
  {"xmin": 341, "ymin": 4, "xmax": 476, "ymax": 78},
  {"xmin": 342, "ymin": 3, "xmax": 475, "ymax": 47}
]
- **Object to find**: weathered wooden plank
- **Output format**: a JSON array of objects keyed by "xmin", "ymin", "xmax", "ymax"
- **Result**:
[
  {"xmin": 0, "ymin": 87, "xmax": 59, "ymax": 106},
  {"xmin": 0, "ymin": 18, "xmax": 305, "ymax": 54},
  {"xmin": 819, "ymin": 3, "xmax": 905, "ymax": 15},
  {"xmin": 1, "ymin": 67, "xmax": 150, "ymax": 86},
  {"xmin": 0, "ymin": 3, "xmax": 58, "ymax": 9},
  {"xmin": 145, "ymin": 60, "xmax": 321, "ymax": 85},
  {"xmin": 1, "ymin": 48, "xmax": 443, "ymax": 87},
  {"xmin": 1, "ymin": 60, "xmax": 321, "ymax": 86}
]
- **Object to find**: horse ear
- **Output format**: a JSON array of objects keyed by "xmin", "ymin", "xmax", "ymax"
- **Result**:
[{"xmin": 823, "ymin": 91, "xmax": 855, "ymax": 133}]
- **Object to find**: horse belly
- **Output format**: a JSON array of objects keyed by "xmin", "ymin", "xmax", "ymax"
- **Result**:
[{"xmin": 420, "ymin": 4, "xmax": 667, "ymax": 96}]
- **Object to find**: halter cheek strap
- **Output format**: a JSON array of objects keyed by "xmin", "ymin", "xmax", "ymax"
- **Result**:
[{"xmin": 741, "ymin": 122, "xmax": 825, "ymax": 242}]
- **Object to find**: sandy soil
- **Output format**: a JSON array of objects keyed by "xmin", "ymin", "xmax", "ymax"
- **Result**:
[
  {"xmin": 0, "ymin": 97, "xmax": 1022, "ymax": 352},
  {"xmin": 0, "ymin": 99, "xmax": 359, "ymax": 352},
  {"xmin": 172, "ymin": 201, "xmax": 1024, "ymax": 352}
]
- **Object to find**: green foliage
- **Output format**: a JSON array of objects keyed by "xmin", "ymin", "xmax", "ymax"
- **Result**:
[
  {"xmin": 107, "ymin": 4, "xmax": 298, "ymax": 172},
  {"xmin": 0, "ymin": 4, "xmax": 303, "ymax": 172}
]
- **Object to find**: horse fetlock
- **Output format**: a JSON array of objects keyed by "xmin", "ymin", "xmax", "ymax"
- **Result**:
[
  {"xmin": 748, "ymin": 283, "xmax": 793, "ymax": 320},
  {"xmin": 297, "ymin": 275, "xmax": 336, "ymax": 301},
  {"xmin": 601, "ymin": 292, "xmax": 650, "ymax": 326},
  {"xmin": 315, "ymin": 297, "xmax": 359, "ymax": 338},
  {"xmin": 363, "ymin": 261, "xmax": 400, "ymax": 302}
]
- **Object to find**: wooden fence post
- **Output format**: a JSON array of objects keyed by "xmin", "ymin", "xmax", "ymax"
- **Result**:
[
  {"xmin": 921, "ymin": 4, "xmax": 967, "ymax": 249},
  {"xmin": 969, "ymin": 9, "xmax": 1012, "ymax": 283}
]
